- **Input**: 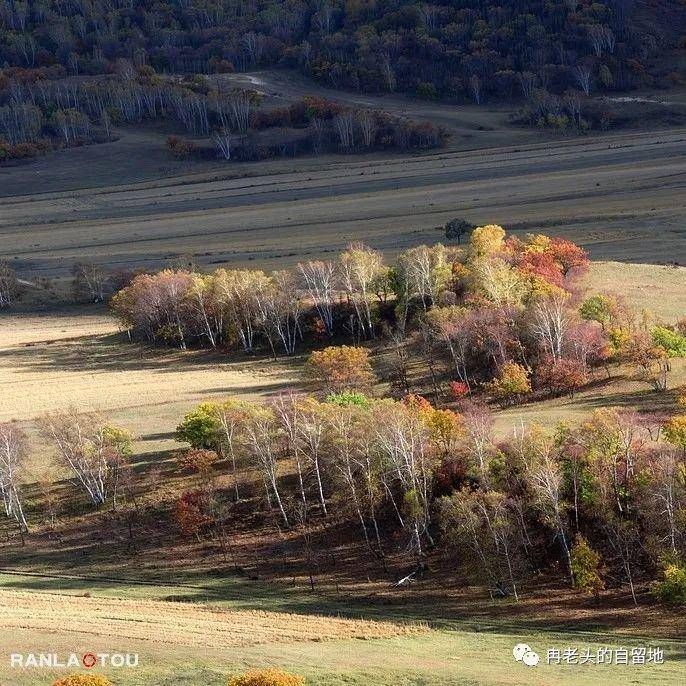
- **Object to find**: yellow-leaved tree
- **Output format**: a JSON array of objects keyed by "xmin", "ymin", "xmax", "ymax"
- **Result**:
[
  {"xmin": 52, "ymin": 675, "xmax": 113, "ymax": 686},
  {"xmin": 485, "ymin": 362, "xmax": 531, "ymax": 406},
  {"xmin": 467, "ymin": 224, "xmax": 506, "ymax": 259},
  {"xmin": 306, "ymin": 345, "xmax": 377, "ymax": 393},
  {"xmin": 227, "ymin": 668, "xmax": 305, "ymax": 686}
]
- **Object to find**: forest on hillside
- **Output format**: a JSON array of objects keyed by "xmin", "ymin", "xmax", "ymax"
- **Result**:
[
  {"xmin": 1, "ymin": 1, "xmax": 679, "ymax": 98},
  {"xmin": 1, "ymin": 1, "xmax": 685, "ymax": 160}
]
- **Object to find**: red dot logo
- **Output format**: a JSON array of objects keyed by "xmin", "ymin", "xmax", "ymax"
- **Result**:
[{"xmin": 82, "ymin": 653, "xmax": 97, "ymax": 668}]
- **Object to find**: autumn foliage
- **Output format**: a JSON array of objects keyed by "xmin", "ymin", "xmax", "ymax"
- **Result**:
[
  {"xmin": 306, "ymin": 346, "xmax": 376, "ymax": 393},
  {"xmin": 109, "ymin": 226, "xmax": 685, "ymax": 411},
  {"xmin": 52, "ymin": 676, "xmax": 113, "ymax": 686},
  {"xmin": 449, "ymin": 381, "xmax": 470, "ymax": 400},
  {"xmin": 7, "ymin": 223, "xmax": 684, "ymax": 609},
  {"xmin": 485, "ymin": 362, "xmax": 531, "ymax": 406},
  {"xmin": 571, "ymin": 536, "xmax": 605, "ymax": 597},
  {"xmin": 535, "ymin": 356, "xmax": 589, "ymax": 398},
  {"xmin": 174, "ymin": 490, "xmax": 212, "ymax": 539},
  {"xmin": 227, "ymin": 669, "xmax": 305, "ymax": 686},
  {"xmin": 179, "ymin": 448, "xmax": 219, "ymax": 474}
]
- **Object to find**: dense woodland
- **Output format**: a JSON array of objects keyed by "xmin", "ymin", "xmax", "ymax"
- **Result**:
[
  {"xmin": 0, "ymin": 1, "xmax": 677, "ymax": 96},
  {"xmin": 2, "ymin": 227, "xmax": 686, "ymax": 604},
  {"xmin": 1, "ymin": 1, "xmax": 684, "ymax": 159}
]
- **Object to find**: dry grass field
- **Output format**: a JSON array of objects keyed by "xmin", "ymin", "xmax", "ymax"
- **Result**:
[
  {"xmin": 585, "ymin": 261, "xmax": 686, "ymax": 322},
  {"xmin": 0, "ymin": 72, "xmax": 684, "ymax": 279},
  {"xmin": 0, "ymin": 588, "xmax": 421, "ymax": 648},
  {"xmin": 0, "ymin": 579, "xmax": 682, "ymax": 686},
  {"xmin": 0, "ymin": 306, "xmax": 300, "ymax": 460}
]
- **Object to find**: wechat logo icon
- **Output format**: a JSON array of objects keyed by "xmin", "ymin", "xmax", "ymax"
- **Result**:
[{"xmin": 513, "ymin": 643, "xmax": 540, "ymax": 667}]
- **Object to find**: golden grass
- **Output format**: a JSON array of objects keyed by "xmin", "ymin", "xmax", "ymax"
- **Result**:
[
  {"xmin": 493, "ymin": 359, "xmax": 686, "ymax": 436},
  {"xmin": 0, "ymin": 588, "xmax": 423, "ymax": 649},
  {"xmin": 0, "ymin": 307, "xmax": 300, "ymax": 458},
  {"xmin": 584, "ymin": 262, "xmax": 686, "ymax": 322},
  {"xmin": 0, "ymin": 260, "xmax": 683, "ymax": 463}
]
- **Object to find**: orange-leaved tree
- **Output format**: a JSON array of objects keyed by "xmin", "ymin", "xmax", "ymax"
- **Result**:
[{"xmin": 306, "ymin": 345, "xmax": 376, "ymax": 393}]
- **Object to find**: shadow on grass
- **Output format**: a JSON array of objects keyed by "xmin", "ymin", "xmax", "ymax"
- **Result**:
[
  {"xmin": 1, "ymin": 329, "xmax": 303, "ymax": 378},
  {"xmin": 1, "ymin": 568, "xmax": 684, "ymax": 649}
]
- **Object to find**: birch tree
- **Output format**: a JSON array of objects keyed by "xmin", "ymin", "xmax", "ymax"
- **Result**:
[
  {"xmin": 254, "ymin": 270, "xmax": 302, "ymax": 355},
  {"xmin": 186, "ymin": 273, "xmax": 221, "ymax": 348},
  {"xmin": 0, "ymin": 261, "xmax": 20, "ymax": 308},
  {"xmin": 213, "ymin": 128, "xmax": 232, "ymax": 160},
  {"xmin": 212, "ymin": 399, "xmax": 250, "ymax": 501},
  {"xmin": 426, "ymin": 306, "xmax": 474, "ymax": 388},
  {"xmin": 333, "ymin": 111, "xmax": 355, "ymax": 150},
  {"xmin": 339, "ymin": 242, "xmax": 384, "ymax": 339},
  {"xmin": 298, "ymin": 260, "xmax": 337, "ymax": 336},
  {"xmin": 214, "ymin": 269, "xmax": 269, "ymax": 353},
  {"xmin": 71, "ymin": 262, "xmax": 110, "ymax": 303},
  {"xmin": 649, "ymin": 448, "xmax": 685, "ymax": 555},
  {"xmin": 439, "ymin": 490, "xmax": 522, "ymax": 599},
  {"xmin": 296, "ymin": 398, "xmax": 329, "ymax": 515},
  {"xmin": 38, "ymin": 410, "xmax": 132, "ymax": 507},
  {"xmin": 355, "ymin": 110, "xmax": 377, "ymax": 148},
  {"xmin": 531, "ymin": 292, "xmax": 572, "ymax": 361},
  {"xmin": 243, "ymin": 405, "xmax": 289, "ymax": 527},
  {"xmin": 0, "ymin": 423, "xmax": 29, "ymax": 533},
  {"xmin": 522, "ymin": 429, "xmax": 573, "ymax": 584},
  {"xmin": 395, "ymin": 244, "xmax": 451, "ymax": 311},
  {"xmin": 372, "ymin": 401, "xmax": 435, "ymax": 557}
]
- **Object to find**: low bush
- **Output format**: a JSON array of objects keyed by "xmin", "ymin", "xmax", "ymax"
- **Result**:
[
  {"xmin": 179, "ymin": 448, "xmax": 219, "ymax": 473},
  {"xmin": 651, "ymin": 326, "xmax": 686, "ymax": 357},
  {"xmin": 166, "ymin": 135, "xmax": 199, "ymax": 159},
  {"xmin": 653, "ymin": 564, "xmax": 686, "ymax": 604},
  {"xmin": 0, "ymin": 138, "xmax": 51, "ymax": 161},
  {"xmin": 227, "ymin": 668, "xmax": 305, "ymax": 686},
  {"xmin": 52, "ymin": 675, "xmax": 113, "ymax": 686}
]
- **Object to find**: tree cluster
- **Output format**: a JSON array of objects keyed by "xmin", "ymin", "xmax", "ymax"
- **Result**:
[
  {"xmin": 172, "ymin": 385, "xmax": 686, "ymax": 601},
  {"xmin": 439, "ymin": 403, "xmax": 686, "ymax": 602},
  {"xmin": 3, "ymin": 364, "xmax": 685, "ymax": 603},
  {"xmin": 0, "ymin": 70, "xmax": 445, "ymax": 161},
  {"xmin": 110, "ymin": 226, "xmax": 685, "ymax": 404}
]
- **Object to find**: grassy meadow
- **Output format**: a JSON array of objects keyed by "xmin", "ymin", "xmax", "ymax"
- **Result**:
[{"xmin": 0, "ymin": 571, "xmax": 682, "ymax": 686}]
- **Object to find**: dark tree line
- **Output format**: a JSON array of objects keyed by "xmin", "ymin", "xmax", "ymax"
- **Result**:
[
  {"xmin": 1, "ymin": 1, "xmax": 680, "ymax": 158},
  {"xmin": 0, "ymin": 1, "xmax": 672, "ymax": 99}
]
